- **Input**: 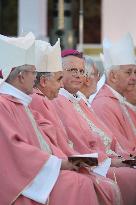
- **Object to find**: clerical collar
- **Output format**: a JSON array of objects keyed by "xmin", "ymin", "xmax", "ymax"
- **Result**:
[
  {"xmin": 124, "ymin": 99, "xmax": 136, "ymax": 112},
  {"xmin": 77, "ymin": 91, "xmax": 91, "ymax": 107},
  {"xmin": 34, "ymin": 87, "xmax": 44, "ymax": 96},
  {"xmin": 106, "ymin": 84, "xmax": 125, "ymax": 103},
  {"xmin": 89, "ymin": 74, "xmax": 106, "ymax": 104},
  {"xmin": 0, "ymin": 82, "xmax": 32, "ymax": 106},
  {"xmin": 107, "ymin": 84, "xmax": 136, "ymax": 112},
  {"xmin": 59, "ymin": 88, "xmax": 81, "ymax": 103}
]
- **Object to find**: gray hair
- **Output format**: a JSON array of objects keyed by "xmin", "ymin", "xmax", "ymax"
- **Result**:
[
  {"xmin": 6, "ymin": 64, "xmax": 34, "ymax": 83},
  {"xmin": 84, "ymin": 56, "xmax": 94, "ymax": 77},
  {"xmin": 105, "ymin": 65, "xmax": 121, "ymax": 78},
  {"xmin": 34, "ymin": 72, "xmax": 54, "ymax": 87},
  {"xmin": 94, "ymin": 60, "xmax": 104, "ymax": 77}
]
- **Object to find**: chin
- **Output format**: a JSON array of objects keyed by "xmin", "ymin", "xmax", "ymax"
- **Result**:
[
  {"xmin": 125, "ymin": 86, "xmax": 134, "ymax": 92},
  {"xmin": 74, "ymin": 84, "xmax": 82, "ymax": 89},
  {"xmin": 91, "ymin": 89, "xmax": 96, "ymax": 94},
  {"xmin": 53, "ymin": 93, "xmax": 59, "ymax": 99}
]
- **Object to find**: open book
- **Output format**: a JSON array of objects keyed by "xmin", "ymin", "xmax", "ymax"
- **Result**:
[
  {"xmin": 122, "ymin": 156, "xmax": 136, "ymax": 167},
  {"xmin": 68, "ymin": 153, "xmax": 98, "ymax": 167},
  {"xmin": 69, "ymin": 153, "xmax": 112, "ymax": 177}
]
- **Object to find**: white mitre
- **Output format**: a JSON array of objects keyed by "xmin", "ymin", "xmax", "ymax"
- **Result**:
[
  {"xmin": 0, "ymin": 32, "xmax": 35, "ymax": 85},
  {"xmin": 100, "ymin": 33, "xmax": 136, "ymax": 71},
  {"xmin": 35, "ymin": 38, "xmax": 62, "ymax": 73}
]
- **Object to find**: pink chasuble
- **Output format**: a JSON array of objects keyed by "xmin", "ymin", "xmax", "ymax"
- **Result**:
[
  {"xmin": 91, "ymin": 85, "xmax": 136, "ymax": 205},
  {"xmin": 53, "ymin": 94, "xmax": 108, "ymax": 163},
  {"xmin": 76, "ymin": 96, "xmax": 136, "ymax": 205},
  {"xmin": 0, "ymin": 94, "xmax": 104, "ymax": 205},
  {"xmin": 30, "ymin": 88, "xmax": 77, "ymax": 157},
  {"xmin": 0, "ymin": 94, "xmax": 49, "ymax": 204},
  {"xmin": 78, "ymin": 99, "xmax": 129, "ymax": 158},
  {"xmin": 30, "ymin": 90, "xmax": 123, "ymax": 205},
  {"xmin": 92, "ymin": 84, "xmax": 136, "ymax": 156},
  {"xmin": 53, "ymin": 93, "xmax": 136, "ymax": 205}
]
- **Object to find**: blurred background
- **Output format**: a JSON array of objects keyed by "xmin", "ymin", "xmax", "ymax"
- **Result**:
[{"xmin": 0, "ymin": 0, "xmax": 136, "ymax": 61}]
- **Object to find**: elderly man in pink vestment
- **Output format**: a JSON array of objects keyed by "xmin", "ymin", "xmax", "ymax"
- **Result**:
[
  {"xmin": 92, "ymin": 34, "xmax": 136, "ymax": 156},
  {"xmin": 29, "ymin": 39, "xmax": 123, "ymax": 205},
  {"xmin": 78, "ymin": 56, "xmax": 105, "ymax": 105},
  {"xmin": 31, "ymin": 39, "xmax": 77, "ymax": 157},
  {"xmin": 77, "ymin": 56, "xmax": 101, "ymax": 107},
  {"xmin": 52, "ymin": 49, "xmax": 136, "ymax": 205},
  {"xmin": 0, "ymin": 34, "xmax": 110, "ymax": 205}
]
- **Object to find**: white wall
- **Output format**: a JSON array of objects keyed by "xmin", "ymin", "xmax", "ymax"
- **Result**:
[
  {"xmin": 102, "ymin": 0, "xmax": 136, "ymax": 45},
  {"xmin": 18, "ymin": 0, "xmax": 48, "ymax": 39}
]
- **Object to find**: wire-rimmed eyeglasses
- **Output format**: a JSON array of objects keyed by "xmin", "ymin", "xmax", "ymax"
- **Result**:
[{"xmin": 65, "ymin": 68, "xmax": 85, "ymax": 76}]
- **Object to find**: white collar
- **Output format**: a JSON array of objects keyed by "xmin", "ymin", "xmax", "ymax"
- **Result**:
[
  {"xmin": 124, "ymin": 99, "xmax": 136, "ymax": 112},
  {"xmin": 0, "ymin": 82, "xmax": 32, "ymax": 106},
  {"xmin": 59, "ymin": 88, "xmax": 81, "ymax": 103},
  {"xmin": 77, "ymin": 91, "xmax": 91, "ymax": 107},
  {"xmin": 107, "ymin": 84, "xmax": 125, "ymax": 103},
  {"xmin": 89, "ymin": 74, "xmax": 106, "ymax": 104},
  {"xmin": 107, "ymin": 84, "xmax": 136, "ymax": 112}
]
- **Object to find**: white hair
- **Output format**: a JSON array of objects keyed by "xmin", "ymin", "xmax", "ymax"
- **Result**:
[
  {"xmin": 84, "ymin": 56, "xmax": 94, "ymax": 77},
  {"xmin": 84, "ymin": 56, "xmax": 106, "ymax": 78},
  {"xmin": 94, "ymin": 60, "xmax": 104, "ymax": 77},
  {"xmin": 105, "ymin": 65, "xmax": 121, "ymax": 78}
]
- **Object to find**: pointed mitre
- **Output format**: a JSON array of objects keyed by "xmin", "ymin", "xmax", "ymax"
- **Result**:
[
  {"xmin": 101, "ymin": 33, "xmax": 136, "ymax": 71},
  {"xmin": 0, "ymin": 32, "xmax": 35, "ymax": 84},
  {"xmin": 35, "ymin": 38, "xmax": 62, "ymax": 73}
]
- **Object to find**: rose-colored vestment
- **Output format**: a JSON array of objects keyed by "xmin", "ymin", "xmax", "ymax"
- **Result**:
[
  {"xmin": 0, "ymin": 94, "xmax": 108, "ymax": 205},
  {"xmin": 92, "ymin": 84, "xmax": 136, "ymax": 156},
  {"xmin": 30, "ymin": 89, "xmax": 77, "ymax": 157},
  {"xmin": 30, "ymin": 89, "xmax": 122, "ymax": 205},
  {"xmin": 53, "ymin": 93, "xmax": 136, "ymax": 205}
]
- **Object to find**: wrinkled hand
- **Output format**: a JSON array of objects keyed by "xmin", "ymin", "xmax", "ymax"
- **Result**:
[{"xmin": 61, "ymin": 160, "xmax": 79, "ymax": 171}]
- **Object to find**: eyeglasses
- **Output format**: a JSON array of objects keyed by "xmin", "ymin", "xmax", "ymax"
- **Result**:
[
  {"xmin": 65, "ymin": 68, "xmax": 85, "ymax": 76},
  {"xmin": 85, "ymin": 72, "xmax": 100, "ymax": 78}
]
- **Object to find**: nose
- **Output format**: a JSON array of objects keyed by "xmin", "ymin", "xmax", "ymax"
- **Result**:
[
  {"xmin": 130, "ymin": 73, "xmax": 136, "ymax": 82},
  {"xmin": 73, "ymin": 72, "xmax": 81, "ymax": 78}
]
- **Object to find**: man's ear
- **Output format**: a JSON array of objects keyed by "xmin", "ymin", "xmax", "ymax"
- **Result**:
[
  {"xmin": 109, "ymin": 70, "xmax": 118, "ymax": 83},
  {"xmin": 83, "ymin": 76, "xmax": 90, "ymax": 86},
  {"xmin": 86, "ymin": 77, "xmax": 91, "ymax": 86},
  {"xmin": 40, "ymin": 75, "xmax": 47, "ymax": 88},
  {"xmin": 18, "ymin": 71, "xmax": 25, "ymax": 83}
]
